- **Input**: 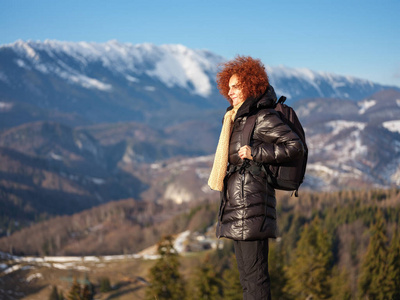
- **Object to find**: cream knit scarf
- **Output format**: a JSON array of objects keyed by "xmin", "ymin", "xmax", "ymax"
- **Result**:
[{"xmin": 208, "ymin": 102, "xmax": 244, "ymax": 191}]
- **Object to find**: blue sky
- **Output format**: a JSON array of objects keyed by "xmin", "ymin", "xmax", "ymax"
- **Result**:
[{"xmin": 1, "ymin": 0, "xmax": 399, "ymax": 86}]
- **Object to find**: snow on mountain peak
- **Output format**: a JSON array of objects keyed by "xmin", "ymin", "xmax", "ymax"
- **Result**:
[
  {"xmin": 266, "ymin": 64, "xmax": 377, "ymax": 100},
  {"xmin": 5, "ymin": 40, "xmax": 221, "ymax": 97},
  {"xmin": 2, "ymin": 39, "xmax": 397, "ymax": 101},
  {"xmin": 146, "ymin": 44, "xmax": 219, "ymax": 97}
]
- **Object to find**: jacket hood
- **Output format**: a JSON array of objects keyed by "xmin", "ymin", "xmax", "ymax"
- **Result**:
[
  {"xmin": 228, "ymin": 85, "xmax": 277, "ymax": 118},
  {"xmin": 256, "ymin": 85, "xmax": 277, "ymax": 109}
]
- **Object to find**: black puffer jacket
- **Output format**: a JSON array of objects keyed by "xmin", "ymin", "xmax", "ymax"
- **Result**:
[{"xmin": 216, "ymin": 85, "xmax": 304, "ymax": 240}]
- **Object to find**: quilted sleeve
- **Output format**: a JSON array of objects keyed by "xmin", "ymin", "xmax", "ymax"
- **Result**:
[{"xmin": 251, "ymin": 109, "xmax": 304, "ymax": 164}]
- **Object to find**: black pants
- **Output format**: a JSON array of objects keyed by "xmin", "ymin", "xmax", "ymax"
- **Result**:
[{"xmin": 234, "ymin": 239, "xmax": 271, "ymax": 300}]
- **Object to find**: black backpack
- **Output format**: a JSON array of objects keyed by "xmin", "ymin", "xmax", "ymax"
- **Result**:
[{"xmin": 242, "ymin": 96, "xmax": 308, "ymax": 196}]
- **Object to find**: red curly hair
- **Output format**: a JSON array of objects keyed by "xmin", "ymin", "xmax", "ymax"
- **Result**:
[{"xmin": 216, "ymin": 56, "xmax": 269, "ymax": 105}]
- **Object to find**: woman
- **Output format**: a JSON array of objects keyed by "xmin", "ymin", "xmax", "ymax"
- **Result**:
[{"xmin": 208, "ymin": 56, "xmax": 304, "ymax": 299}]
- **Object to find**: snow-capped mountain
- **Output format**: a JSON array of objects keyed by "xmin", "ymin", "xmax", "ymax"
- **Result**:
[
  {"xmin": 295, "ymin": 89, "xmax": 400, "ymax": 189},
  {"xmin": 266, "ymin": 65, "xmax": 394, "ymax": 104},
  {"xmin": 0, "ymin": 40, "xmax": 226, "ymax": 128},
  {"xmin": 0, "ymin": 39, "xmax": 398, "ymax": 129},
  {"xmin": 5, "ymin": 40, "xmax": 222, "ymax": 98},
  {"xmin": 0, "ymin": 39, "xmax": 399, "ymax": 206}
]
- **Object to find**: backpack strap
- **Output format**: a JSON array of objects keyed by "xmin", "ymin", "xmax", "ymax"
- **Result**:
[
  {"xmin": 240, "ymin": 112, "xmax": 258, "ymax": 174},
  {"xmin": 242, "ymin": 99, "xmax": 303, "ymax": 197},
  {"xmin": 243, "ymin": 95, "xmax": 286, "ymax": 145},
  {"xmin": 277, "ymin": 95, "xmax": 287, "ymax": 105},
  {"xmin": 242, "ymin": 113, "xmax": 258, "ymax": 147}
]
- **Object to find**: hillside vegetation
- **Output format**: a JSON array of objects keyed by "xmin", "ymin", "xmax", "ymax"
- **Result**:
[{"xmin": 1, "ymin": 188, "xmax": 399, "ymax": 299}]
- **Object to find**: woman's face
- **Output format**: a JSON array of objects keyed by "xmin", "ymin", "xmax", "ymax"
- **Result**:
[{"xmin": 228, "ymin": 74, "xmax": 245, "ymax": 106}]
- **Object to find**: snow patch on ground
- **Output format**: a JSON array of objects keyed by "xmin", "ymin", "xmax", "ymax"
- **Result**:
[
  {"xmin": 3, "ymin": 265, "xmax": 33, "ymax": 275},
  {"xmin": 90, "ymin": 177, "xmax": 105, "ymax": 185},
  {"xmin": 35, "ymin": 63, "xmax": 49, "ymax": 73},
  {"xmin": 340, "ymin": 164, "xmax": 364, "ymax": 176},
  {"xmin": 0, "ymin": 71, "xmax": 8, "ymax": 83},
  {"xmin": 144, "ymin": 86, "xmax": 156, "ymax": 92},
  {"xmin": 390, "ymin": 165, "xmax": 400, "ymax": 186},
  {"xmin": 164, "ymin": 184, "xmax": 193, "ymax": 204},
  {"xmin": 201, "ymin": 184, "xmax": 214, "ymax": 193},
  {"xmin": 383, "ymin": 120, "xmax": 400, "ymax": 134},
  {"xmin": 307, "ymin": 163, "xmax": 340, "ymax": 176},
  {"xmin": 26, "ymin": 273, "xmax": 43, "ymax": 282},
  {"xmin": 50, "ymin": 152, "xmax": 63, "ymax": 161},
  {"xmin": 348, "ymin": 130, "xmax": 368, "ymax": 158},
  {"xmin": 0, "ymin": 231, "xmax": 192, "ymax": 275},
  {"xmin": 57, "ymin": 70, "xmax": 112, "ymax": 91},
  {"xmin": 325, "ymin": 120, "xmax": 366, "ymax": 135},
  {"xmin": 0, "ymin": 102, "xmax": 13, "ymax": 111},
  {"xmin": 51, "ymin": 263, "xmax": 68, "ymax": 270},
  {"xmin": 296, "ymin": 101, "xmax": 317, "ymax": 117},
  {"xmin": 174, "ymin": 230, "xmax": 190, "ymax": 253},
  {"xmin": 15, "ymin": 59, "xmax": 29, "ymax": 69},
  {"xmin": 3, "ymin": 265, "xmax": 23, "ymax": 274},
  {"xmin": 358, "ymin": 99, "xmax": 376, "ymax": 114},
  {"xmin": 126, "ymin": 75, "xmax": 139, "ymax": 82}
]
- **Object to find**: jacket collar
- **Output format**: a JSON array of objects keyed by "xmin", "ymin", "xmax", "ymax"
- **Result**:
[{"xmin": 226, "ymin": 85, "xmax": 277, "ymax": 118}]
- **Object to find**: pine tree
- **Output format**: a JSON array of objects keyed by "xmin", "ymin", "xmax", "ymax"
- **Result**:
[
  {"xmin": 190, "ymin": 256, "xmax": 222, "ymax": 300},
  {"xmin": 329, "ymin": 266, "xmax": 352, "ymax": 300},
  {"xmin": 49, "ymin": 285, "xmax": 59, "ymax": 300},
  {"xmin": 67, "ymin": 277, "xmax": 82, "ymax": 300},
  {"xmin": 221, "ymin": 254, "xmax": 242, "ymax": 300},
  {"xmin": 358, "ymin": 209, "xmax": 389, "ymax": 299},
  {"xmin": 284, "ymin": 217, "xmax": 333, "ymax": 299},
  {"xmin": 59, "ymin": 290, "xmax": 65, "ymax": 300},
  {"xmin": 80, "ymin": 274, "xmax": 94, "ymax": 300},
  {"xmin": 99, "ymin": 277, "xmax": 112, "ymax": 292},
  {"xmin": 145, "ymin": 235, "xmax": 186, "ymax": 300},
  {"xmin": 268, "ymin": 242, "xmax": 291, "ymax": 300},
  {"xmin": 81, "ymin": 284, "xmax": 91, "ymax": 300},
  {"xmin": 386, "ymin": 225, "xmax": 400, "ymax": 300},
  {"xmin": 81, "ymin": 274, "xmax": 94, "ymax": 300}
]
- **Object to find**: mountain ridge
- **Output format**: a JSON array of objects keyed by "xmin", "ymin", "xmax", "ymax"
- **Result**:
[
  {"xmin": 0, "ymin": 39, "xmax": 399, "ymax": 239},
  {"xmin": 1, "ymin": 39, "xmax": 398, "ymax": 121}
]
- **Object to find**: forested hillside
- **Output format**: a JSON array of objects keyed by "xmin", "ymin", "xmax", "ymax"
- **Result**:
[
  {"xmin": 1, "ymin": 188, "xmax": 399, "ymax": 299},
  {"xmin": 142, "ymin": 188, "xmax": 400, "ymax": 300}
]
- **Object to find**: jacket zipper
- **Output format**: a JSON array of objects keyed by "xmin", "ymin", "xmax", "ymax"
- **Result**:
[{"xmin": 241, "ymin": 173, "xmax": 245, "ymax": 199}]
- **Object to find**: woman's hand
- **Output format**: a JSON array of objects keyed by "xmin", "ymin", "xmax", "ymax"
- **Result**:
[{"xmin": 238, "ymin": 145, "xmax": 253, "ymax": 160}]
